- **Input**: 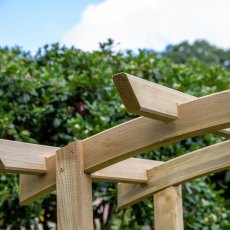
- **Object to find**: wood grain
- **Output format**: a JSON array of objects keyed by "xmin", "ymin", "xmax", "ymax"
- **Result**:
[
  {"xmin": 20, "ymin": 157, "xmax": 163, "ymax": 205},
  {"xmin": 0, "ymin": 139, "xmax": 59, "ymax": 174},
  {"xmin": 113, "ymin": 73, "xmax": 230, "ymax": 141},
  {"xmin": 83, "ymin": 90, "xmax": 230, "ymax": 173},
  {"xmin": 113, "ymin": 72, "xmax": 193, "ymax": 121},
  {"xmin": 20, "ymin": 155, "xmax": 56, "ymax": 205},
  {"xmin": 154, "ymin": 186, "xmax": 184, "ymax": 230},
  {"xmin": 118, "ymin": 140, "xmax": 230, "ymax": 208},
  {"xmin": 92, "ymin": 158, "xmax": 163, "ymax": 183},
  {"xmin": 56, "ymin": 141, "xmax": 93, "ymax": 230}
]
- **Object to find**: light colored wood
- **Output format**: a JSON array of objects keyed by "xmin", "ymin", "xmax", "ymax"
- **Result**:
[
  {"xmin": 113, "ymin": 72, "xmax": 230, "ymax": 138},
  {"xmin": 92, "ymin": 158, "xmax": 163, "ymax": 183},
  {"xmin": 0, "ymin": 139, "xmax": 59, "ymax": 174},
  {"xmin": 20, "ymin": 157, "xmax": 163, "ymax": 205},
  {"xmin": 154, "ymin": 186, "xmax": 184, "ymax": 230},
  {"xmin": 20, "ymin": 155, "xmax": 56, "ymax": 205},
  {"xmin": 113, "ymin": 72, "xmax": 194, "ymax": 121},
  {"xmin": 118, "ymin": 140, "xmax": 230, "ymax": 209},
  {"xmin": 215, "ymin": 128, "xmax": 230, "ymax": 138},
  {"xmin": 83, "ymin": 90, "xmax": 230, "ymax": 173},
  {"xmin": 113, "ymin": 72, "xmax": 230, "ymax": 141},
  {"xmin": 56, "ymin": 141, "xmax": 93, "ymax": 230}
]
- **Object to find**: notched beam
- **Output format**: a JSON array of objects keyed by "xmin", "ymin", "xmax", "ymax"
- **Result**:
[
  {"xmin": 118, "ymin": 140, "xmax": 230, "ymax": 209},
  {"xmin": 113, "ymin": 73, "xmax": 230, "ymax": 138},
  {"xmin": 113, "ymin": 72, "xmax": 194, "ymax": 121},
  {"xmin": 20, "ymin": 157, "xmax": 163, "ymax": 205},
  {"xmin": 91, "ymin": 158, "xmax": 163, "ymax": 183},
  {"xmin": 0, "ymin": 139, "xmax": 59, "ymax": 174},
  {"xmin": 20, "ymin": 155, "xmax": 56, "ymax": 205},
  {"xmin": 84, "ymin": 89, "xmax": 230, "ymax": 173}
]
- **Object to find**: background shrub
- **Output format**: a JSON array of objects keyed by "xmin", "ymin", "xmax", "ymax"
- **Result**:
[{"xmin": 0, "ymin": 39, "xmax": 229, "ymax": 229}]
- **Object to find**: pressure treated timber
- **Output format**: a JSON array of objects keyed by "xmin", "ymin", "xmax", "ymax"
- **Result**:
[
  {"xmin": 20, "ymin": 157, "xmax": 162, "ymax": 205},
  {"xmin": 0, "ymin": 139, "xmax": 59, "ymax": 174},
  {"xmin": 113, "ymin": 72, "xmax": 193, "ymax": 121},
  {"xmin": 83, "ymin": 90, "xmax": 230, "ymax": 173},
  {"xmin": 113, "ymin": 73, "xmax": 230, "ymax": 138},
  {"xmin": 56, "ymin": 141, "xmax": 93, "ymax": 230},
  {"xmin": 20, "ymin": 88, "xmax": 230, "ymax": 204},
  {"xmin": 154, "ymin": 186, "xmax": 184, "ymax": 230},
  {"xmin": 20, "ymin": 156, "xmax": 56, "ymax": 205},
  {"xmin": 117, "ymin": 140, "xmax": 230, "ymax": 209},
  {"xmin": 91, "ymin": 158, "xmax": 163, "ymax": 182}
]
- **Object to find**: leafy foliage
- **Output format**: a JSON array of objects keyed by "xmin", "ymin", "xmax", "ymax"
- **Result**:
[
  {"xmin": 0, "ymin": 40, "xmax": 229, "ymax": 229},
  {"xmin": 163, "ymin": 40, "xmax": 230, "ymax": 70}
]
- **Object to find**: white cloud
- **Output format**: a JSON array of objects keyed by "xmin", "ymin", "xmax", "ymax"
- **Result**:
[{"xmin": 62, "ymin": 0, "xmax": 230, "ymax": 51}]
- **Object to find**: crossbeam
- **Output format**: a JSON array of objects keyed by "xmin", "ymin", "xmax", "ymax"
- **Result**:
[
  {"xmin": 113, "ymin": 72, "xmax": 194, "ymax": 121},
  {"xmin": 113, "ymin": 73, "xmax": 230, "ymax": 140},
  {"xmin": 91, "ymin": 158, "xmax": 163, "ymax": 183},
  {"xmin": 117, "ymin": 140, "xmax": 230, "ymax": 208},
  {"xmin": 83, "ymin": 90, "xmax": 230, "ymax": 173},
  {"xmin": 20, "ymin": 157, "xmax": 162, "ymax": 205},
  {"xmin": 0, "ymin": 139, "xmax": 59, "ymax": 174}
]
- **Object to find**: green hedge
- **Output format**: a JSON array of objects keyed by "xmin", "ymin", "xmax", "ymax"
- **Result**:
[{"xmin": 0, "ymin": 40, "xmax": 229, "ymax": 229}]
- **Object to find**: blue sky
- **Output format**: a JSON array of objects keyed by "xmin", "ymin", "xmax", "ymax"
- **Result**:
[
  {"xmin": 0, "ymin": 0, "xmax": 102, "ymax": 52},
  {"xmin": 1, "ymin": 0, "xmax": 230, "ymax": 54}
]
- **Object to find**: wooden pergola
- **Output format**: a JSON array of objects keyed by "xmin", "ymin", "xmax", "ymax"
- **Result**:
[{"xmin": 1, "ymin": 73, "xmax": 230, "ymax": 229}]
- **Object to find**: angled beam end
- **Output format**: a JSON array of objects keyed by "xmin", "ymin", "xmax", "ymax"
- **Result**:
[
  {"xmin": 113, "ymin": 72, "xmax": 141, "ymax": 114},
  {"xmin": 113, "ymin": 73, "xmax": 180, "ymax": 122}
]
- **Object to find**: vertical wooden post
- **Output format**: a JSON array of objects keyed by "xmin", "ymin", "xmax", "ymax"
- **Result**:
[
  {"xmin": 154, "ymin": 185, "xmax": 184, "ymax": 230},
  {"xmin": 56, "ymin": 141, "xmax": 93, "ymax": 230}
]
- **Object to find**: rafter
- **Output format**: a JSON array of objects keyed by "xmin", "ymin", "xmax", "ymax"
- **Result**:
[
  {"xmin": 83, "ymin": 89, "xmax": 230, "ymax": 173},
  {"xmin": 0, "ymin": 139, "xmax": 59, "ymax": 174}
]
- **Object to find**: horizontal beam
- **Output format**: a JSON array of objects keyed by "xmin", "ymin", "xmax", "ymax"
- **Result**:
[
  {"xmin": 113, "ymin": 73, "xmax": 230, "ymax": 138},
  {"xmin": 117, "ymin": 140, "xmax": 230, "ymax": 209},
  {"xmin": 0, "ymin": 139, "xmax": 59, "ymax": 174},
  {"xmin": 20, "ymin": 155, "xmax": 56, "ymax": 205},
  {"xmin": 91, "ymin": 158, "xmax": 163, "ymax": 183},
  {"xmin": 20, "ymin": 157, "xmax": 162, "ymax": 205},
  {"xmin": 83, "ymin": 90, "xmax": 230, "ymax": 173},
  {"xmin": 113, "ymin": 72, "xmax": 194, "ymax": 121}
]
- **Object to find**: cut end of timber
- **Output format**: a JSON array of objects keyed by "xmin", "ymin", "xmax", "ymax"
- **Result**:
[
  {"xmin": 0, "ymin": 139, "xmax": 60, "ymax": 175},
  {"xmin": 113, "ymin": 72, "xmax": 178, "ymax": 122},
  {"xmin": 113, "ymin": 72, "xmax": 141, "ymax": 114}
]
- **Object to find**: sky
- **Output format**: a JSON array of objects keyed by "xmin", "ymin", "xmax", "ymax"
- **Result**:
[{"xmin": 0, "ymin": 0, "xmax": 230, "ymax": 54}]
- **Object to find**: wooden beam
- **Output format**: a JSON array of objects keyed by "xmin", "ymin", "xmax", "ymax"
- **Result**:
[
  {"xmin": 20, "ymin": 157, "xmax": 162, "ymax": 205},
  {"xmin": 113, "ymin": 72, "xmax": 194, "ymax": 121},
  {"xmin": 117, "ymin": 140, "xmax": 230, "ymax": 209},
  {"xmin": 0, "ymin": 139, "xmax": 59, "ymax": 174},
  {"xmin": 20, "ymin": 155, "xmax": 56, "ymax": 205},
  {"xmin": 92, "ymin": 158, "xmax": 163, "ymax": 183},
  {"xmin": 83, "ymin": 90, "xmax": 230, "ymax": 173},
  {"xmin": 215, "ymin": 128, "xmax": 230, "ymax": 138},
  {"xmin": 154, "ymin": 186, "xmax": 184, "ymax": 230},
  {"xmin": 56, "ymin": 141, "xmax": 93, "ymax": 230},
  {"xmin": 113, "ymin": 73, "xmax": 230, "ymax": 138}
]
